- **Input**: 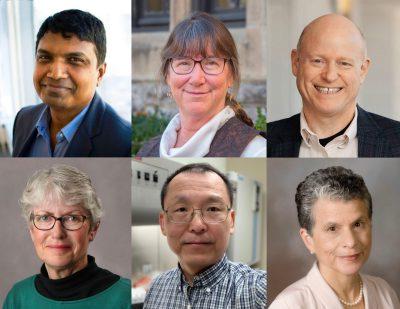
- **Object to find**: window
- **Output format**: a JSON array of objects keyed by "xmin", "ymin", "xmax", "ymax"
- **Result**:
[
  {"xmin": 132, "ymin": 0, "xmax": 170, "ymax": 32},
  {"xmin": 193, "ymin": 0, "xmax": 246, "ymax": 27}
]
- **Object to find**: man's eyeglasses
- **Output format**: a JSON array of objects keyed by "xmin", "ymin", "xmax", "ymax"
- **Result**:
[
  {"xmin": 30, "ymin": 214, "xmax": 88, "ymax": 231},
  {"xmin": 169, "ymin": 57, "xmax": 229, "ymax": 75},
  {"xmin": 164, "ymin": 204, "xmax": 231, "ymax": 224}
]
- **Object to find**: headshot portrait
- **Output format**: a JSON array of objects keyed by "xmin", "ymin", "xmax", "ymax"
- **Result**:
[
  {"xmin": 131, "ymin": 158, "xmax": 267, "ymax": 308},
  {"xmin": 268, "ymin": 159, "xmax": 400, "ymax": 308},
  {"xmin": 0, "ymin": 1, "xmax": 131, "ymax": 157},
  {"xmin": 132, "ymin": 2, "xmax": 267, "ymax": 157},
  {"xmin": 267, "ymin": 1, "xmax": 400, "ymax": 157},
  {"xmin": 0, "ymin": 159, "xmax": 131, "ymax": 307}
]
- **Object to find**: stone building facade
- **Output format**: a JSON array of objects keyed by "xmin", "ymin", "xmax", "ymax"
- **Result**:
[{"xmin": 132, "ymin": 0, "xmax": 267, "ymax": 121}]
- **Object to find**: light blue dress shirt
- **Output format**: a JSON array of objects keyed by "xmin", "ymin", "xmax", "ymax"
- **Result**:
[{"xmin": 29, "ymin": 104, "xmax": 90, "ymax": 157}]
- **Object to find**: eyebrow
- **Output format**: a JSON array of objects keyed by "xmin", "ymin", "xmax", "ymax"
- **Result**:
[
  {"xmin": 36, "ymin": 49, "xmax": 90, "ymax": 61},
  {"xmin": 322, "ymin": 216, "xmax": 368, "ymax": 228}
]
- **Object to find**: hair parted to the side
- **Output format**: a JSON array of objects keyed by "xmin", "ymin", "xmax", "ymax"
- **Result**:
[
  {"xmin": 20, "ymin": 164, "xmax": 103, "ymax": 229},
  {"xmin": 160, "ymin": 11, "xmax": 253, "ymax": 127},
  {"xmin": 160, "ymin": 163, "xmax": 234, "ymax": 209},
  {"xmin": 36, "ymin": 9, "xmax": 106, "ymax": 66},
  {"xmin": 295, "ymin": 166, "xmax": 372, "ymax": 235}
]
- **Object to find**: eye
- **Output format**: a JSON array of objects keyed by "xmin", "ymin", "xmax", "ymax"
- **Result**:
[
  {"xmin": 63, "ymin": 215, "xmax": 80, "ymax": 222},
  {"xmin": 354, "ymin": 221, "xmax": 364, "ymax": 228},
  {"xmin": 36, "ymin": 55, "xmax": 50, "ymax": 62},
  {"xmin": 69, "ymin": 57, "xmax": 84, "ymax": 64},
  {"xmin": 205, "ymin": 204, "xmax": 224, "ymax": 212},
  {"xmin": 311, "ymin": 58, "xmax": 324, "ymax": 64},
  {"xmin": 327, "ymin": 226, "xmax": 336, "ymax": 232},
  {"xmin": 172, "ymin": 206, "xmax": 189, "ymax": 213},
  {"xmin": 338, "ymin": 61, "xmax": 352, "ymax": 68},
  {"xmin": 36, "ymin": 215, "xmax": 51, "ymax": 222}
]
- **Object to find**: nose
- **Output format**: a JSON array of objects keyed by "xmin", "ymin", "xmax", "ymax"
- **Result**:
[
  {"xmin": 51, "ymin": 220, "xmax": 67, "ymax": 239},
  {"xmin": 47, "ymin": 60, "xmax": 68, "ymax": 80},
  {"xmin": 188, "ymin": 209, "xmax": 207, "ymax": 233},
  {"xmin": 342, "ymin": 228, "xmax": 357, "ymax": 248},
  {"xmin": 322, "ymin": 62, "xmax": 339, "ymax": 82},
  {"xmin": 189, "ymin": 62, "xmax": 206, "ymax": 85}
]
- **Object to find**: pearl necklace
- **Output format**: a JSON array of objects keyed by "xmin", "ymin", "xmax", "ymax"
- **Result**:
[{"xmin": 338, "ymin": 280, "xmax": 363, "ymax": 307}]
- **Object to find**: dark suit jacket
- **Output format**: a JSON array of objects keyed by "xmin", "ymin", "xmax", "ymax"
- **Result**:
[
  {"xmin": 12, "ymin": 93, "xmax": 131, "ymax": 157},
  {"xmin": 267, "ymin": 105, "xmax": 400, "ymax": 157}
]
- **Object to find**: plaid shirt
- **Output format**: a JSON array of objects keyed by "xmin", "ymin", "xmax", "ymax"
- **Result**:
[{"xmin": 144, "ymin": 255, "xmax": 266, "ymax": 308}]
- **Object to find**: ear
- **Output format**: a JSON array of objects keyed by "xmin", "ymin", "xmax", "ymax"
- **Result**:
[
  {"xmin": 29, "ymin": 224, "xmax": 35, "ymax": 241},
  {"xmin": 359, "ymin": 58, "xmax": 371, "ymax": 84},
  {"xmin": 291, "ymin": 49, "xmax": 300, "ymax": 77},
  {"xmin": 228, "ymin": 210, "xmax": 235, "ymax": 234},
  {"xmin": 96, "ymin": 63, "xmax": 107, "ymax": 86},
  {"xmin": 299, "ymin": 228, "xmax": 314, "ymax": 254},
  {"xmin": 159, "ymin": 211, "xmax": 167, "ymax": 236},
  {"xmin": 88, "ymin": 222, "xmax": 100, "ymax": 241}
]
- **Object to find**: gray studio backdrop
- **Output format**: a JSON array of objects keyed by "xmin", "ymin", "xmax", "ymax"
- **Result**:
[
  {"xmin": 268, "ymin": 158, "xmax": 400, "ymax": 304},
  {"xmin": 0, "ymin": 158, "xmax": 131, "ymax": 303}
]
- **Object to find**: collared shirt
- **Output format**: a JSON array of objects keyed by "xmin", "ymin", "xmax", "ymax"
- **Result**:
[
  {"xmin": 159, "ymin": 106, "xmax": 266, "ymax": 157},
  {"xmin": 29, "ymin": 104, "xmax": 90, "ymax": 157},
  {"xmin": 270, "ymin": 262, "xmax": 400, "ymax": 308},
  {"xmin": 299, "ymin": 108, "xmax": 358, "ymax": 158},
  {"xmin": 144, "ymin": 255, "xmax": 266, "ymax": 309}
]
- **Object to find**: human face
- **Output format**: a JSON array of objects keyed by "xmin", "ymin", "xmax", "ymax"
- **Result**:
[
  {"xmin": 166, "ymin": 51, "xmax": 233, "ymax": 122},
  {"xmin": 33, "ymin": 32, "xmax": 106, "ymax": 114},
  {"xmin": 29, "ymin": 200, "xmax": 98, "ymax": 279},
  {"xmin": 300, "ymin": 198, "xmax": 371, "ymax": 281},
  {"xmin": 291, "ymin": 17, "xmax": 370, "ymax": 119},
  {"xmin": 160, "ymin": 172, "xmax": 234, "ymax": 276}
]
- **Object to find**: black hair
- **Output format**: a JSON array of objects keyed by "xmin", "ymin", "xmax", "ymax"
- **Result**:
[
  {"xmin": 35, "ymin": 9, "xmax": 106, "ymax": 66},
  {"xmin": 160, "ymin": 163, "xmax": 233, "ymax": 209}
]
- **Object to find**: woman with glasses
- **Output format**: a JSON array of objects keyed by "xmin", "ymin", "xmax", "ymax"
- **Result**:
[
  {"xmin": 3, "ymin": 165, "xmax": 130, "ymax": 308},
  {"xmin": 136, "ymin": 12, "xmax": 266, "ymax": 157}
]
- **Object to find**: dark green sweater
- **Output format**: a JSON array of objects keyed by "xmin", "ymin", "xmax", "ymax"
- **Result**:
[{"xmin": 3, "ymin": 275, "xmax": 131, "ymax": 308}]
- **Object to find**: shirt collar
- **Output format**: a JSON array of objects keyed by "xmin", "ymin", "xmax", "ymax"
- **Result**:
[
  {"xmin": 178, "ymin": 255, "xmax": 229, "ymax": 289},
  {"xmin": 300, "ymin": 107, "xmax": 358, "ymax": 147},
  {"xmin": 34, "ymin": 103, "xmax": 90, "ymax": 143}
]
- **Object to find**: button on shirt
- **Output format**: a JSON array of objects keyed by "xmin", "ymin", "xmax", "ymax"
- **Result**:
[
  {"xmin": 29, "ymin": 104, "xmax": 90, "ymax": 157},
  {"xmin": 143, "ymin": 255, "xmax": 266, "ymax": 309},
  {"xmin": 299, "ymin": 108, "xmax": 358, "ymax": 158}
]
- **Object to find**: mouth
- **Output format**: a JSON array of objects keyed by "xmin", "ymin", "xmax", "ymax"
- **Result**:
[
  {"xmin": 185, "ymin": 90, "xmax": 209, "ymax": 95},
  {"xmin": 340, "ymin": 253, "xmax": 361, "ymax": 261},
  {"xmin": 314, "ymin": 85, "xmax": 343, "ymax": 94},
  {"xmin": 47, "ymin": 244, "xmax": 71, "ymax": 250}
]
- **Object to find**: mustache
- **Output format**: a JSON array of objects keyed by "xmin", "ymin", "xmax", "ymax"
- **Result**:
[{"xmin": 40, "ymin": 78, "xmax": 74, "ymax": 89}]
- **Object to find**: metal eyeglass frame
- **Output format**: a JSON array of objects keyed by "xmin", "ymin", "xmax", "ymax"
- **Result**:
[{"xmin": 164, "ymin": 206, "xmax": 232, "ymax": 224}]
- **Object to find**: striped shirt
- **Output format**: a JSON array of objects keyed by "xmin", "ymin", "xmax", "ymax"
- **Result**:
[{"xmin": 144, "ymin": 255, "xmax": 266, "ymax": 308}]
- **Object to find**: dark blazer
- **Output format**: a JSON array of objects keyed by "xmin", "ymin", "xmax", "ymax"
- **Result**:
[
  {"xmin": 267, "ymin": 105, "xmax": 400, "ymax": 157},
  {"xmin": 12, "ymin": 93, "xmax": 131, "ymax": 157}
]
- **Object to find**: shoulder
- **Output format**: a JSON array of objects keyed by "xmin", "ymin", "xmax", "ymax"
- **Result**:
[
  {"xmin": 228, "ymin": 261, "xmax": 266, "ymax": 283},
  {"xmin": 4, "ymin": 275, "xmax": 36, "ymax": 306},
  {"xmin": 362, "ymin": 274, "xmax": 400, "ymax": 304},
  {"xmin": 268, "ymin": 114, "xmax": 300, "ymax": 137},
  {"xmin": 14, "ymin": 104, "xmax": 45, "ymax": 123},
  {"xmin": 148, "ymin": 268, "xmax": 179, "ymax": 288},
  {"xmin": 136, "ymin": 135, "xmax": 162, "ymax": 157},
  {"xmin": 144, "ymin": 268, "xmax": 179, "ymax": 305},
  {"xmin": 269, "ymin": 276, "xmax": 316, "ymax": 309},
  {"xmin": 358, "ymin": 107, "xmax": 400, "ymax": 135},
  {"xmin": 101, "ymin": 103, "xmax": 131, "ymax": 135}
]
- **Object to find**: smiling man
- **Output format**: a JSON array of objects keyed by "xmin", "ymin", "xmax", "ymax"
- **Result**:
[
  {"xmin": 144, "ymin": 163, "xmax": 266, "ymax": 308},
  {"xmin": 12, "ymin": 9, "xmax": 131, "ymax": 157},
  {"xmin": 268, "ymin": 14, "xmax": 400, "ymax": 157}
]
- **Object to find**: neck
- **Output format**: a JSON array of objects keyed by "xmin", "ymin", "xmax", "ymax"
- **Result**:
[
  {"xmin": 303, "ymin": 105, "xmax": 355, "ymax": 138},
  {"xmin": 46, "ymin": 255, "xmax": 88, "ymax": 280},
  {"xmin": 49, "ymin": 107, "xmax": 84, "ymax": 149},
  {"xmin": 175, "ymin": 107, "xmax": 224, "ymax": 148},
  {"xmin": 318, "ymin": 263, "xmax": 362, "ymax": 303}
]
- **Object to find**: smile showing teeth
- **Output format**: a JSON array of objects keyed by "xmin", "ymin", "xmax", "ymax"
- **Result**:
[{"xmin": 315, "ymin": 86, "xmax": 342, "ymax": 94}]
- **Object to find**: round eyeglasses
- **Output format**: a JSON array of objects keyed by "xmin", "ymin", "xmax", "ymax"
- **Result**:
[
  {"xmin": 170, "ymin": 57, "xmax": 229, "ymax": 75},
  {"xmin": 30, "ymin": 214, "xmax": 88, "ymax": 231},
  {"xmin": 164, "ymin": 204, "xmax": 231, "ymax": 224}
]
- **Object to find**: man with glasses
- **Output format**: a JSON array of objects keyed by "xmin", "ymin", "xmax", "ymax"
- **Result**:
[{"xmin": 144, "ymin": 163, "xmax": 266, "ymax": 308}]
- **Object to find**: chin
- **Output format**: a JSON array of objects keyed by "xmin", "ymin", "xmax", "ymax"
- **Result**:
[{"xmin": 336, "ymin": 260, "xmax": 364, "ymax": 276}]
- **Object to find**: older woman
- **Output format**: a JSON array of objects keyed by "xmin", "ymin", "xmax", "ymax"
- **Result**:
[
  {"xmin": 270, "ymin": 166, "xmax": 400, "ymax": 308},
  {"xmin": 136, "ymin": 12, "xmax": 266, "ymax": 157},
  {"xmin": 3, "ymin": 165, "xmax": 130, "ymax": 308}
]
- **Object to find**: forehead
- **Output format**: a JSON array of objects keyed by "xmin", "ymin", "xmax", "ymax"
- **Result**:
[
  {"xmin": 312, "ymin": 198, "xmax": 369, "ymax": 224},
  {"xmin": 300, "ymin": 24, "xmax": 365, "ymax": 60},
  {"xmin": 165, "ymin": 172, "xmax": 229, "ymax": 204},
  {"xmin": 33, "ymin": 199, "xmax": 85, "ymax": 214},
  {"xmin": 37, "ymin": 32, "xmax": 97, "ymax": 57}
]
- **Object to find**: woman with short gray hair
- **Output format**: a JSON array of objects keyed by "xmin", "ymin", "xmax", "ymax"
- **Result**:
[
  {"xmin": 270, "ymin": 166, "xmax": 399, "ymax": 308},
  {"xmin": 4, "ymin": 165, "xmax": 130, "ymax": 308}
]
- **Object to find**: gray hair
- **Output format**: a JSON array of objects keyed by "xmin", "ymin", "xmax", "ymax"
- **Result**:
[
  {"xmin": 20, "ymin": 165, "xmax": 102, "ymax": 228},
  {"xmin": 295, "ymin": 166, "xmax": 372, "ymax": 234}
]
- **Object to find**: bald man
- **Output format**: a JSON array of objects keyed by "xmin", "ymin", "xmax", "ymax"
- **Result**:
[{"xmin": 268, "ymin": 14, "xmax": 400, "ymax": 157}]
